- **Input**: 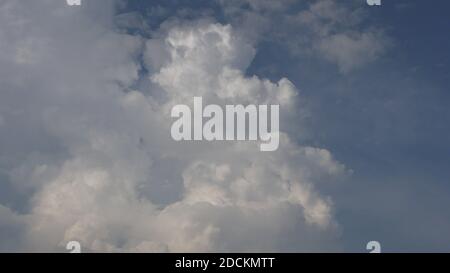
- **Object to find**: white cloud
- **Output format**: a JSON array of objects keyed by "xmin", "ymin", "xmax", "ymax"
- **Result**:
[
  {"xmin": 219, "ymin": 0, "xmax": 389, "ymax": 73},
  {"xmin": 318, "ymin": 30, "xmax": 387, "ymax": 73},
  {"xmin": 295, "ymin": 0, "xmax": 389, "ymax": 73},
  {"xmin": 0, "ymin": 0, "xmax": 346, "ymax": 252}
]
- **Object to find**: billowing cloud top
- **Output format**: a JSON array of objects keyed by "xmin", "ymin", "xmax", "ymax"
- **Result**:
[{"xmin": 0, "ymin": 0, "xmax": 358, "ymax": 252}]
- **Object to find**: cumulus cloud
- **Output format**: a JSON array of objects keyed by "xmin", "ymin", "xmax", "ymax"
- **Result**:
[
  {"xmin": 0, "ymin": 0, "xmax": 346, "ymax": 252},
  {"xmin": 219, "ymin": 0, "xmax": 389, "ymax": 73},
  {"xmin": 317, "ymin": 30, "xmax": 387, "ymax": 73},
  {"xmin": 293, "ymin": 0, "xmax": 389, "ymax": 73}
]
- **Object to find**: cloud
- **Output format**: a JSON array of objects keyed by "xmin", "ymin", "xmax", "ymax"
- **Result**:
[
  {"xmin": 294, "ymin": 0, "xmax": 389, "ymax": 73},
  {"xmin": 0, "ymin": 0, "xmax": 346, "ymax": 252},
  {"xmin": 219, "ymin": 0, "xmax": 390, "ymax": 73},
  {"xmin": 0, "ymin": 205, "xmax": 28, "ymax": 251},
  {"xmin": 317, "ymin": 30, "xmax": 387, "ymax": 73}
]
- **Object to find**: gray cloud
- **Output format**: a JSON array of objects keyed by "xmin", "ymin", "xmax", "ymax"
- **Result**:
[
  {"xmin": 219, "ymin": 0, "xmax": 389, "ymax": 73},
  {"xmin": 0, "ymin": 0, "xmax": 347, "ymax": 252}
]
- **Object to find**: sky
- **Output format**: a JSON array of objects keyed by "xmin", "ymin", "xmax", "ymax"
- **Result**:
[{"xmin": 0, "ymin": 0, "xmax": 449, "ymax": 252}]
